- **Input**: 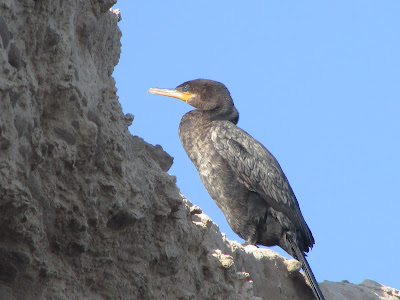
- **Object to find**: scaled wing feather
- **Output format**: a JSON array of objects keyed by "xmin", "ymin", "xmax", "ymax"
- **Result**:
[{"xmin": 210, "ymin": 121, "xmax": 313, "ymax": 245}]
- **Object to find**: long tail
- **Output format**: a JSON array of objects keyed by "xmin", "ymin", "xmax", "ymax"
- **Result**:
[{"xmin": 289, "ymin": 239, "xmax": 325, "ymax": 300}]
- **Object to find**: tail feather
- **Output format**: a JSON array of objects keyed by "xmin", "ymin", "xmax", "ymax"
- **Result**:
[{"xmin": 289, "ymin": 239, "xmax": 325, "ymax": 300}]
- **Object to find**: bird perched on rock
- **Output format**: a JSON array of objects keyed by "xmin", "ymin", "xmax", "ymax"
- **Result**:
[{"xmin": 148, "ymin": 79, "xmax": 325, "ymax": 300}]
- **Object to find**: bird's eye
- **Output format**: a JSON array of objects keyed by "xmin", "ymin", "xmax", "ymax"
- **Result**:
[{"xmin": 183, "ymin": 85, "xmax": 189, "ymax": 92}]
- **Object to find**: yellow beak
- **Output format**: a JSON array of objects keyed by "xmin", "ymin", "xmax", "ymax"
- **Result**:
[{"xmin": 148, "ymin": 87, "xmax": 192, "ymax": 102}]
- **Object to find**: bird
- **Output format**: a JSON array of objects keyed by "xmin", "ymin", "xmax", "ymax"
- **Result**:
[{"xmin": 148, "ymin": 79, "xmax": 325, "ymax": 300}]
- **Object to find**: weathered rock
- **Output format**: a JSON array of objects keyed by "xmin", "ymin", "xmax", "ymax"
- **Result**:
[
  {"xmin": 320, "ymin": 280, "xmax": 400, "ymax": 300},
  {"xmin": 0, "ymin": 1, "xmax": 397, "ymax": 299}
]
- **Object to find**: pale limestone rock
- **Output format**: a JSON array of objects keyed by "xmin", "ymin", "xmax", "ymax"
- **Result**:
[
  {"xmin": 285, "ymin": 258, "xmax": 302, "ymax": 276},
  {"xmin": 320, "ymin": 280, "xmax": 400, "ymax": 300}
]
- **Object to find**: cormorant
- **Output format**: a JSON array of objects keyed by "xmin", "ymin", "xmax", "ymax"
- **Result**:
[{"xmin": 148, "ymin": 79, "xmax": 325, "ymax": 300}]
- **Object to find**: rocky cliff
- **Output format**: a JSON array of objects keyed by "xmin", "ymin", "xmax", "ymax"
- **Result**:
[{"xmin": 0, "ymin": 1, "xmax": 398, "ymax": 299}]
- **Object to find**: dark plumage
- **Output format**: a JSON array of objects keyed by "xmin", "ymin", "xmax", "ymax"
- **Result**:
[{"xmin": 149, "ymin": 79, "xmax": 325, "ymax": 300}]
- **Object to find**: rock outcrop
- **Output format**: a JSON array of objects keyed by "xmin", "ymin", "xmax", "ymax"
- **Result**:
[
  {"xmin": 320, "ymin": 280, "xmax": 400, "ymax": 300},
  {"xmin": 0, "ymin": 0, "xmax": 398, "ymax": 299}
]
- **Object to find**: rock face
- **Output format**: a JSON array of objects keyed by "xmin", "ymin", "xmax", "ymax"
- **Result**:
[
  {"xmin": 0, "ymin": 1, "xmax": 397, "ymax": 299},
  {"xmin": 320, "ymin": 280, "xmax": 400, "ymax": 300}
]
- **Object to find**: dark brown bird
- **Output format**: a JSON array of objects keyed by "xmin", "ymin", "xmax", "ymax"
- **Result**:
[{"xmin": 148, "ymin": 79, "xmax": 324, "ymax": 300}]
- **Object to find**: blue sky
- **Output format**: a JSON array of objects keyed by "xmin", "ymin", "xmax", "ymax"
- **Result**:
[{"xmin": 113, "ymin": 1, "xmax": 400, "ymax": 289}]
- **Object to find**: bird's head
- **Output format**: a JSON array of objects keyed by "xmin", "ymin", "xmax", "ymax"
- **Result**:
[{"xmin": 148, "ymin": 79, "xmax": 233, "ymax": 111}]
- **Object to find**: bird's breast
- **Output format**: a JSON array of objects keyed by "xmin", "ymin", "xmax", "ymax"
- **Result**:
[{"xmin": 178, "ymin": 117, "xmax": 259, "ymax": 238}]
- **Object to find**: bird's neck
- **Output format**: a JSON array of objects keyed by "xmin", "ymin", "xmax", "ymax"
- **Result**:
[{"xmin": 191, "ymin": 105, "xmax": 239, "ymax": 125}]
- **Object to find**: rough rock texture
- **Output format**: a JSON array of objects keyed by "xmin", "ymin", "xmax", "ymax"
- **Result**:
[
  {"xmin": 0, "ymin": 1, "xmax": 397, "ymax": 299},
  {"xmin": 320, "ymin": 280, "xmax": 400, "ymax": 300}
]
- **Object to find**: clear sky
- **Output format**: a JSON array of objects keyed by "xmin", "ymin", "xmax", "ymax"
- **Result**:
[{"xmin": 113, "ymin": 1, "xmax": 400, "ymax": 290}]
